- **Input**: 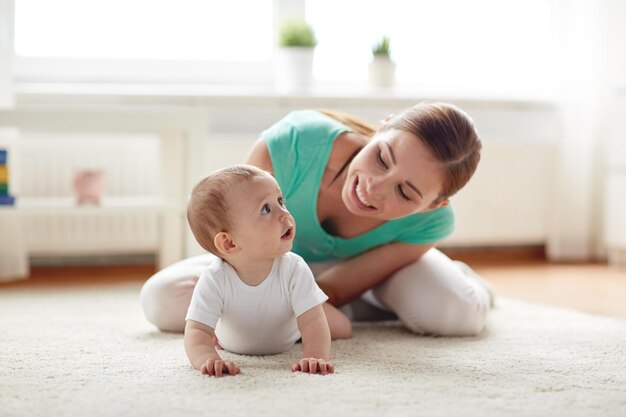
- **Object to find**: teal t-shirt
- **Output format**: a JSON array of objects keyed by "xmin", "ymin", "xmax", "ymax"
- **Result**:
[{"xmin": 262, "ymin": 110, "xmax": 455, "ymax": 262}]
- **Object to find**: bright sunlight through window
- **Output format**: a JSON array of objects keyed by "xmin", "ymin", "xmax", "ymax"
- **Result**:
[
  {"xmin": 307, "ymin": 0, "xmax": 552, "ymax": 90},
  {"xmin": 13, "ymin": 0, "xmax": 553, "ymax": 94},
  {"xmin": 15, "ymin": 0, "xmax": 273, "ymax": 61}
]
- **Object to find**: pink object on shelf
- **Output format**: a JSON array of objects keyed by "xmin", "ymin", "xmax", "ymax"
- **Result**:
[{"xmin": 73, "ymin": 170, "xmax": 105, "ymax": 205}]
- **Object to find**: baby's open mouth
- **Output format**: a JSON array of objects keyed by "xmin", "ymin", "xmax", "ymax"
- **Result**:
[{"xmin": 281, "ymin": 226, "xmax": 294, "ymax": 240}]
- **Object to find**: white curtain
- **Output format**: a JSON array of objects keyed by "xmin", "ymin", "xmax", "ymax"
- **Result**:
[{"xmin": 547, "ymin": 0, "xmax": 608, "ymax": 260}]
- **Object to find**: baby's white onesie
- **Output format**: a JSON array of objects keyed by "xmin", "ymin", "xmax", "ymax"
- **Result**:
[{"xmin": 186, "ymin": 252, "xmax": 328, "ymax": 355}]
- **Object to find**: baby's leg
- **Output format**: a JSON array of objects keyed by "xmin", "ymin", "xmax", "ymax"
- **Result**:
[
  {"xmin": 140, "ymin": 253, "xmax": 219, "ymax": 332},
  {"xmin": 322, "ymin": 303, "xmax": 352, "ymax": 340}
]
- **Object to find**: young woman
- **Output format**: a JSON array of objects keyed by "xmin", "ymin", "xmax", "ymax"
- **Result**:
[{"xmin": 140, "ymin": 102, "xmax": 493, "ymax": 336}]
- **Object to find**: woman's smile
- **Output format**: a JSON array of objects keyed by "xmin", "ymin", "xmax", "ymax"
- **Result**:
[{"xmin": 351, "ymin": 177, "xmax": 377, "ymax": 211}]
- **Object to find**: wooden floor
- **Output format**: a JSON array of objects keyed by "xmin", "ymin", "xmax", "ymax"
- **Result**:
[
  {"xmin": 448, "ymin": 247, "xmax": 626, "ymax": 320},
  {"xmin": 474, "ymin": 262, "xmax": 626, "ymax": 320},
  {"xmin": 2, "ymin": 250, "xmax": 626, "ymax": 321}
]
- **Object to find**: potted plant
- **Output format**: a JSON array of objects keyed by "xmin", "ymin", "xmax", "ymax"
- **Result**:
[
  {"xmin": 275, "ymin": 20, "xmax": 317, "ymax": 92},
  {"xmin": 369, "ymin": 36, "xmax": 396, "ymax": 88}
]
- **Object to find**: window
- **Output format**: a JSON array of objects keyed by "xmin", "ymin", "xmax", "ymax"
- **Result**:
[
  {"xmin": 13, "ymin": 0, "xmax": 274, "ymax": 83},
  {"xmin": 11, "ymin": 0, "xmax": 553, "ymax": 97},
  {"xmin": 15, "ymin": 0, "xmax": 273, "ymax": 60},
  {"xmin": 307, "ymin": 0, "xmax": 552, "ymax": 96}
]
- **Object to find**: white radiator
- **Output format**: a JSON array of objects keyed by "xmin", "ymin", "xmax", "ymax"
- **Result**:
[{"xmin": 18, "ymin": 132, "xmax": 161, "ymax": 256}]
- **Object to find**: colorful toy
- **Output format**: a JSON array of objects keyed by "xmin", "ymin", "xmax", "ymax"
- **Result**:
[{"xmin": 0, "ymin": 149, "xmax": 15, "ymax": 205}]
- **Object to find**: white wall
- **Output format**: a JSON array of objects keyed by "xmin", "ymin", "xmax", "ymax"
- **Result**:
[{"xmin": 602, "ymin": 0, "xmax": 626, "ymax": 265}]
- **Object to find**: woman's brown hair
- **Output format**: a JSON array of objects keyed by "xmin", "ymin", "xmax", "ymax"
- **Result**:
[
  {"xmin": 321, "ymin": 103, "xmax": 481, "ymax": 203},
  {"xmin": 318, "ymin": 109, "xmax": 377, "ymax": 137}
]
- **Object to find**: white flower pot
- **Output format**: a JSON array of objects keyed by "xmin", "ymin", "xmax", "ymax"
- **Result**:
[
  {"xmin": 368, "ymin": 57, "xmax": 396, "ymax": 87},
  {"xmin": 274, "ymin": 47, "xmax": 315, "ymax": 92}
]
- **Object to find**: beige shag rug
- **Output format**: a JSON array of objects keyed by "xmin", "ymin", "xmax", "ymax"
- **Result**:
[{"xmin": 1, "ymin": 282, "xmax": 625, "ymax": 417}]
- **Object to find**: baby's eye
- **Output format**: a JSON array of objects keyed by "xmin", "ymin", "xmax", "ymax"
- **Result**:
[
  {"xmin": 278, "ymin": 197, "xmax": 285, "ymax": 207},
  {"xmin": 261, "ymin": 204, "xmax": 271, "ymax": 214}
]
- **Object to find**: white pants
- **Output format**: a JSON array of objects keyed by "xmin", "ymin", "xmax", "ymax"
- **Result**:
[{"xmin": 140, "ymin": 248, "xmax": 492, "ymax": 336}]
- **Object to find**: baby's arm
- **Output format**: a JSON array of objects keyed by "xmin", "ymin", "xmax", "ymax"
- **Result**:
[
  {"xmin": 184, "ymin": 320, "xmax": 240, "ymax": 377},
  {"xmin": 292, "ymin": 304, "xmax": 334, "ymax": 375}
]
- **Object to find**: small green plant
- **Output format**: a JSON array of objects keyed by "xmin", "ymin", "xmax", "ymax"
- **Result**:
[
  {"xmin": 372, "ymin": 36, "xmax": 391, "ymax": 58},
  {"xmin": 279, "ymin": 20, "xmax": 317, "ymax": 48}
]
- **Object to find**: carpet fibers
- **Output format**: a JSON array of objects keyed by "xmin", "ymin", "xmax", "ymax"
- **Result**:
[{"xmin": 1, "ymin": 282, "xmax": 625, "ymax": 417}]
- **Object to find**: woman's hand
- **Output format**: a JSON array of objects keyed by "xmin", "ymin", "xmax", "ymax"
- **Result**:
[
  {"xmin": 316, "ymin": 242, "xmax": 435, "ymax": 307},
  {"xmin": 291, "ymin": 357, "xmax": 334, "ymax": 375},
  {"xmin": 200, "ymin": 358, "xmax": 240, "ymax": 377}
]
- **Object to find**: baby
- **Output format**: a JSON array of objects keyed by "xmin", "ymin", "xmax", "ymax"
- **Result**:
[{"xmin": 184, "ymin": 165, "xmax": 345, "ymax": 377}]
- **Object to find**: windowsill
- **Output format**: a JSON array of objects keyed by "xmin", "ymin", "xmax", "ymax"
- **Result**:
[{"xmin": 13, "ymin": 82, "xmax": 556, "ymax": 109}]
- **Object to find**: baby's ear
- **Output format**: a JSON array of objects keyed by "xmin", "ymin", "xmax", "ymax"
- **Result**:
[{"xmin": 214, "ymin": 232, "xmax": 238, "ymax": 255}]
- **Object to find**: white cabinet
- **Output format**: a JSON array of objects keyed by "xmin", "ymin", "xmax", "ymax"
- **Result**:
[{"xmin": 0, "ymin": 106, "xmax": 209, "ymax": 274}]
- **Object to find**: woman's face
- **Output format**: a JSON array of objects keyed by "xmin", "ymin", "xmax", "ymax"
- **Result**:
[{"xmin": 341, "ymin": 128, "xmax": 448, "ymax": 220}]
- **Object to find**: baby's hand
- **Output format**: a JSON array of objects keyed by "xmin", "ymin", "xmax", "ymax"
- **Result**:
[
  {"xmin": 200, "ymin": 358, "xmax": 240, "ymax": 377},
  {"xmin": 291, "ymin": 358, "xmax": 334, "ymax": 375}
]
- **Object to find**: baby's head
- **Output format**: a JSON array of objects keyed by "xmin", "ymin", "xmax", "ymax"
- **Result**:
[{"xmin": 187, "ymin": 165, "xmax": 295, "ymax": 260}]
